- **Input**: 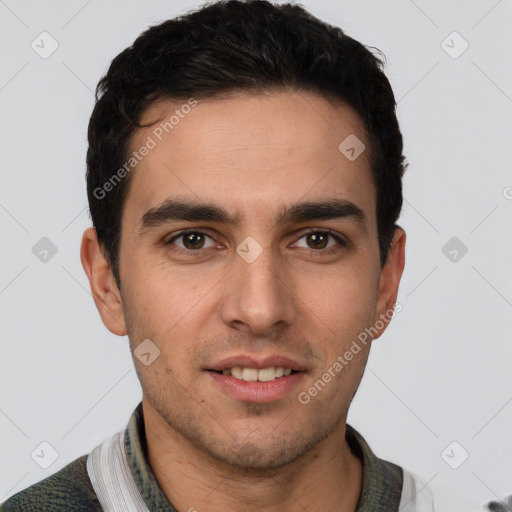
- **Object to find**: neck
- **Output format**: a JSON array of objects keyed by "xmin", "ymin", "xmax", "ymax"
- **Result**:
[{"xmin": 143, "ymin": 400, "xmax": 363, "ymax": 512}]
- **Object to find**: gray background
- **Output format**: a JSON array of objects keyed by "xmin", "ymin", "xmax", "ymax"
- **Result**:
[{"xmin": 1, "ymin": 1, "xmax": 511, "ymax": 510}]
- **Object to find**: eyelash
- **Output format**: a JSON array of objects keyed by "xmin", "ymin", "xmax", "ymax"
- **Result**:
[{"xmin": 164, "ymin": 229, "xmax": 346, "ymax": 254}]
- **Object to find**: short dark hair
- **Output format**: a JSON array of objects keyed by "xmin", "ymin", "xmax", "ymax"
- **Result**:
[{"xmin": 86, "ymin": 0, "xmax": 407, "ymax": 288}]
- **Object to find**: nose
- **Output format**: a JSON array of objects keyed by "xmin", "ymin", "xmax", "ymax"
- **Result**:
[{"xmin": 219, "ymin": 244, "xmax": 297, "ymax": 336}]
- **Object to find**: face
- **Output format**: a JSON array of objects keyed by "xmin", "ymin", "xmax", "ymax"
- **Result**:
[{"xmin": 85, "ymin": 90, "xmax": 405, "ymax": 470}]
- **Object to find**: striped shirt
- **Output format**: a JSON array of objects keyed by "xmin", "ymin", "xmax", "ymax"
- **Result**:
[{"xmin": 1, "ymin": 402, "xmax": 433, "ymax": 511}]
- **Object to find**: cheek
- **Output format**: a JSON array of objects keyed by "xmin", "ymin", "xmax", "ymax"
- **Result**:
[
  {"xmin": 120, "ymin": 265, "xmax": 212, "ymax": 367},
  {"xmin": 301, "ymin": 264, "xmax": 379, "ymax": 327},
  {"xmin": 122, "ymin": 251, "xmax": 194, "ymax": 315},
  {"xmin": 293, "ymin": 269, "xmax": 378, "ymax": 380}
]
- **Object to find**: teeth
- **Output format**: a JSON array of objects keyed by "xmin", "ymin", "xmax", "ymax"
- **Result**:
[
  {"xmin": 242, "ymin": 368, "xmax": 258, "ymax": 381},
  {"xmin": 221, "ymin": 366, "xmax": 293, "ymax": 381},
  {"xmin": 258, "ymin": 367, "xmax": 276, "ymax": 382},
  {"xmin": 231, "ymin": 367, "xmax": 243, "ymax": 379}
]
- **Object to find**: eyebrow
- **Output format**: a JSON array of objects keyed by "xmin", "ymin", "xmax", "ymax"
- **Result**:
[{"xmin": 138, "ymin": 197, "xmax": 367, "ymax": 234}]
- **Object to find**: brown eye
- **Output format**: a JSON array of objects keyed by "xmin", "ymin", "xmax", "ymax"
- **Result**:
[
  {"xmin": 167, "ymin": 231, "xmax": 215, "ymax": 251},
  {"xmin": 306, "ymin": 232, "xmax": 328, "ymax": 249},
  {"xmin": 183, "ymin": 232, "xmax": 205, "ymax": 249},
  {"xmin": 295, "ymin": 230, "xmax": 343, "ymax": 251}
]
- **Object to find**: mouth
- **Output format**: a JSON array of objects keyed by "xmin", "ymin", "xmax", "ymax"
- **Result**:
[
  {"xmin": 209, "ymin": 366, "xmax": 296, "ymax": 382},
  {"xmin": 205, "ymin": 355, "xmax": 307, "ymax": 403}
]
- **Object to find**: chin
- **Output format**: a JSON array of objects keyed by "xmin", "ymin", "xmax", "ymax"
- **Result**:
[{"xmin": 204, "ymin": 436, "xmax": 313, "ymax": 473}]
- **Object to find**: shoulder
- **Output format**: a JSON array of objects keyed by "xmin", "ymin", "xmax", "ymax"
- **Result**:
[
  {"xmin": 399, "ymin": 469, "xmax": 435, "ymax": 512},
  {"xmin": 0, "ymin": 455, "xmax": 102, "ymax": 512}
]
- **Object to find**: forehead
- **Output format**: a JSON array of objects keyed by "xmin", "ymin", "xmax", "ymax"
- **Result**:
[{"xmin": 124, "ymin": 90, "xmax": 376, "ymax": 229}]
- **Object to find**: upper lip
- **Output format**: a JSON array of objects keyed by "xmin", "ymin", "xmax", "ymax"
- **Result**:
[{"xmin": 206, "ymin": 354, "xmax": 307, "ymax": 372}]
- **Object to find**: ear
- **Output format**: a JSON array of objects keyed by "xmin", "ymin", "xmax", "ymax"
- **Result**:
[
  {"xmin": 372, "ymin": 227, "xmax": 406, "ymax": 340},
  {"xmin": 80, "ymin": 227, "xmax": 127, "ymax": 336}
]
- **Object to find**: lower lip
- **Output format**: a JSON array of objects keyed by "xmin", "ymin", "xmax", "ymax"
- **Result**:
[{"xmin": 207, "ymin": 371, "xmax": 305, "ymax": 403}]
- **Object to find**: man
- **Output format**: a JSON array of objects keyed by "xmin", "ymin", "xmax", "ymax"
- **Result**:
[{"xmin": 1, "ymin": 0, "xmax": 435, "ymax": 510}]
